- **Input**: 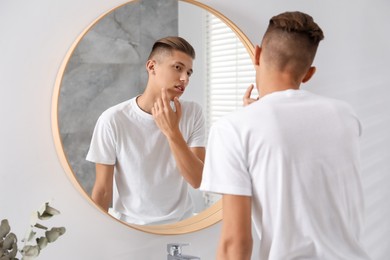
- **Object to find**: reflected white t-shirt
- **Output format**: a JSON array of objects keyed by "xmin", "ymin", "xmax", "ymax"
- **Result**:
[
  {"xmin": 87, "ymin": 96, "xmax": 206, "ymax": 225},
  {"xmin": 200, "ymin": 89, "xmax": 370, "ymax": 259}
]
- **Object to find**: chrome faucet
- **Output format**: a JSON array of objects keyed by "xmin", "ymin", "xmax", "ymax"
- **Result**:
[{"xmin": 167, "ymin": 243, "xmax": 200, "ymax": 260}]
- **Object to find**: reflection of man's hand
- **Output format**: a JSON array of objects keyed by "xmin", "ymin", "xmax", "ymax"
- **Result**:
[
  {"xmin": 243, "ymin": 84, "xmax": 259, "ymax": 106},
  {"xmin": 151, "ymin": 88, "xmax": 182, "ymax": 138}
]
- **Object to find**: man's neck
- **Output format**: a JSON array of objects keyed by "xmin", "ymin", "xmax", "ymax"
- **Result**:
[
  {"xmin": 257, "ymin": 71, "xmax": 301, "ymax": 98},
  {"xmin": 136, "ymin": 84, "xmax": 158, "ymax": 114}
]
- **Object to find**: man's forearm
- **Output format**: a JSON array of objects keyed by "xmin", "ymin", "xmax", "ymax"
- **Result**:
[
  {"xmin": 217, "ymin": 238, "xmax": 253, "ymax": 260},
  {"xmin": 167, "ymin": 132, "xmax": 204, "ymax": 188},
  {"xmin": 91, "ymin": 189, "xmax": 111, "ymax": 212},
  {"xmin": 150, "ymin": 90, "xmax": 204, "ymax": 187},
  {"xmin": 218, "ymin": 195, "xmax": 253, "ymax": 260},
  {"xmin": 92, "ymin": 163, "xmax": 114, "ymax": 212}
]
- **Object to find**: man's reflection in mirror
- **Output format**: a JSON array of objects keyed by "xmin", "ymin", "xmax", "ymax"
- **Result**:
[{"xmin": 86, "ymin": 36, "xmax": 206, "ymax": 225}]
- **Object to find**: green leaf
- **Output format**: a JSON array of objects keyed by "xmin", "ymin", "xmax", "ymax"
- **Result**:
[
  {"xmin": 37, "ymin": 203, "xmax": 60, "ymax": 220},
  {"xmin": 0, "ymin": 219, "xmax": 11, "ymax": 238},
  {"xmin": 21, "ymin": 245, "xmax": 40, "ymax": 257},
  {"xmin": 36, "ymin": 237, "xmax": 48, "ymax": 250},
  {"xmin": 33, "ymin": 223, "xmax": 47, "ymax": 230},
  {"xmin": 3, "ymin": 233, "xmax": 17, "ymax": 250},
  {"xmin": 45, "ymin": 227, "xmax": 66, "ymax": 243},
  {"xmin": 9, "ymin": 242, "xmax": 18, "ymax": 258},
  {"xmin": 24, "ymin": 228, "xmax": 36, "ymax": 243}
]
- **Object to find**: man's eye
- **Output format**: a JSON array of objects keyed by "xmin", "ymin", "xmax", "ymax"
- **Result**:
[{"xmin": 175, "ymin": 65, "xmax": 182, "ymax": 71}]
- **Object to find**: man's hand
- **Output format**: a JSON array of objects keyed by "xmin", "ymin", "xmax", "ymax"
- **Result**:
[
  {"xmin": 151, "ymin": 88, "xmax": 204, "ymax": 188},
  {"xmin": 243, "ymin": 84, "xmax": 259, "ymax": 106},
  {"xmin": 151, "ymin": 88, "xmax": 181, "ymax": 138}
]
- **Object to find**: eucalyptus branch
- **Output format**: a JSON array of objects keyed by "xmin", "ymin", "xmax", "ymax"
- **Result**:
[{"xmin": 0, "ymin": 202, "xmax": 66, "ymax": 260}]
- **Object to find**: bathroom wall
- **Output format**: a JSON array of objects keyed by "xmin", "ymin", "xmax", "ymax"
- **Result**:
[{"xmin": 1, "ymin": 0, "xmax": 389, "ymax": 260}]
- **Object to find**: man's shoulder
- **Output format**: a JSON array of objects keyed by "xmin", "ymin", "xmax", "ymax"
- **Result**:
[
  {"xmin": 98, "ymin": 99, "xmax": 133, "ymax": 123},
  {"xmin": 179, "ymin": 99, "xmax": 203, "ymax": 117},
  {"xmin": 180, "ymin": 99, "xmax": 201, "ymax": 109},
  {"xmin": 308, "ymin": 91, "xmax": 356, "ymax": 113},
  {"xmin": 211, "ymin": 108, "xmax": 245, "ymax": 132},
  {"xmin": 102, "ymin": 99, "xmax": 133, "ymax": 115}
]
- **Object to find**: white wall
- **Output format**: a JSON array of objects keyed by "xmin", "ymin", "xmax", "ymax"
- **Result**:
[{"xmin": 1, "ymin": 0, "xmax": 389, "ymax": 259}]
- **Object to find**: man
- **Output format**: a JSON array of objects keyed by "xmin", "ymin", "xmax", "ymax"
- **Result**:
[
  {"xmin": 200, "ymin": 12, "xmax": 370, "ymax": 259},
  {"xmin": 87, "ymin": 36, "xmax": 206, "ymax": 225}
]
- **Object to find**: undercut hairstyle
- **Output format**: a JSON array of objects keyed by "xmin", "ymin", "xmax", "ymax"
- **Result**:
[
  {"xmin": 261, "ymin": 11, "xmax": 324, "ymax": 76},
  {"xmin": 148, "ymin": 36, "xmax": 195, "ymax": 61}
]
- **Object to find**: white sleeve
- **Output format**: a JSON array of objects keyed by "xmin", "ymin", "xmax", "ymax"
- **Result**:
[
  {"xmin": 187, "ymin": 103, "xmax": 206, "ymax": 148},
  {"xmin": 200, "ymin": 118, "xmax": 252, "ymax": 196},
  {"xmin": 86, "ymin": 114, "xmax": 116, "ymax": 165}
]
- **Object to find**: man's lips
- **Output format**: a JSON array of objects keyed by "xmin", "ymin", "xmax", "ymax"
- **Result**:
[{"xmin": 174, "ymin": 85, "xmax": 185, "ymax": 92}]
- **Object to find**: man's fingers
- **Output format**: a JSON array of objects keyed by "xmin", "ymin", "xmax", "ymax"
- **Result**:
[
  {"xmin": 174, "ymin": 97, "xmax": 182, "ymax": 119},
  {"xmin": 161, "ymin": 88, "xmax": 170, "ymax": 109},
  {"xmin": 244, "ymin": 84, "xmax": 254, "ymax": 99},
  {"xmin": 156, "ymin": 96, "xmax": 164, "ymax": 111},
  {"xmin": 243, "ymin": 84, "xmax": 260, "ymax": 106},
  {"xmin": 151, "ymin": 106, "xmax": 155, "ymax": 114}
]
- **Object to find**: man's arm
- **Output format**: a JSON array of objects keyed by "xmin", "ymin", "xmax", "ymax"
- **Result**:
[
  {"xmin": 91, "ymin": 163, "xmax": 114, "ymax": 211},
  {"xmin": 218, "ymin": 194, "xmax": 253, "ymax": 260},
  {"xmin": 152, "ymin": 88, "xmax": 205, "ymax": 188},
  {"xmin": 167, "ymin": 137, "xmax": 205, "ymax": 188}
]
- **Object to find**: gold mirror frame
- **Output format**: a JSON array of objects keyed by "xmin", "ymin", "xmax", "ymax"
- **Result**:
[{"xmin": 51, "ymin": 0, "xmax": 254, "ymax": 235}]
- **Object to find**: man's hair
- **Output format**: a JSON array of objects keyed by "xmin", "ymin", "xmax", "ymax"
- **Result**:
[
  {"xmin": 262, "ymin": 11, "xmax": 324, "ymax": 76},
  {"xmin": 148, "ymin": 36, "xmax": 195, "ymax": 60}
]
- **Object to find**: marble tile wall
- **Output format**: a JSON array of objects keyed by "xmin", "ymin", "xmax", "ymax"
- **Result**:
[{"xmin": 58, "ymin": 0, "xmax": 178, "ymax": 194}]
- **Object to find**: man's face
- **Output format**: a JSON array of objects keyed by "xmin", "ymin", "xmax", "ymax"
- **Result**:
[{"xmin": 153, "ymin": 50, "xmax": 193, "ymax": 100}]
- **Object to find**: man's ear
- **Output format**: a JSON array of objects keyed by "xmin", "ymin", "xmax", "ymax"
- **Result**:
[
  {"xmin": 146, "ymin": 59, "xmax": 156, "ymax": 75},
  {"xmin": 302, "ymin": 66, "xmax": 316, "ymax": 83},
  {"xmin": 253, "ymin": 45, "xmax": 261, "ymax": 66}
]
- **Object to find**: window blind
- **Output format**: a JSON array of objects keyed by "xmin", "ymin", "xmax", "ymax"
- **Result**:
[{"xmin": 205, "ymin": 13, "xmax": 256, "ymax": 131}]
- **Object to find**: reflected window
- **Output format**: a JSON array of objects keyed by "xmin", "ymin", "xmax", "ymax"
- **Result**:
[
  {"xmin": 205, "ymin": 13, "xmax": 256, "ymax": 132},
  {"xmin": 202, "ymin": 12, "xmax": 256, "ymax": 207}
]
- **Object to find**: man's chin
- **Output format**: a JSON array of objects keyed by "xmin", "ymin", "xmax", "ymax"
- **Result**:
[{"xmin": 167, "ymin": 89, "xmax": 183, "ymax": 101}]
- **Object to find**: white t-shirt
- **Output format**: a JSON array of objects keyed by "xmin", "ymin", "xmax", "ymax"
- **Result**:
[
  {"xmin": 200, "ymin": 89, "xmax": 370, "ymax": 259},
  {"xmin": 87, "ymin": 96, "xmax": 206, "ymax": 225}
]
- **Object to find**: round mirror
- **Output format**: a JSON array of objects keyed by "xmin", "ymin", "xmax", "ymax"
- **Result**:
[{"xmin": 52, "ymin": 0, "xmax": 254, "ymax": 234}]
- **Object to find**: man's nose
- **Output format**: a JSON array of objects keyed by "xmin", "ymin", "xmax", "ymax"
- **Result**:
[{"xmin": 180, "ymin": 72, "xmax": 189, "ymax": 84}]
